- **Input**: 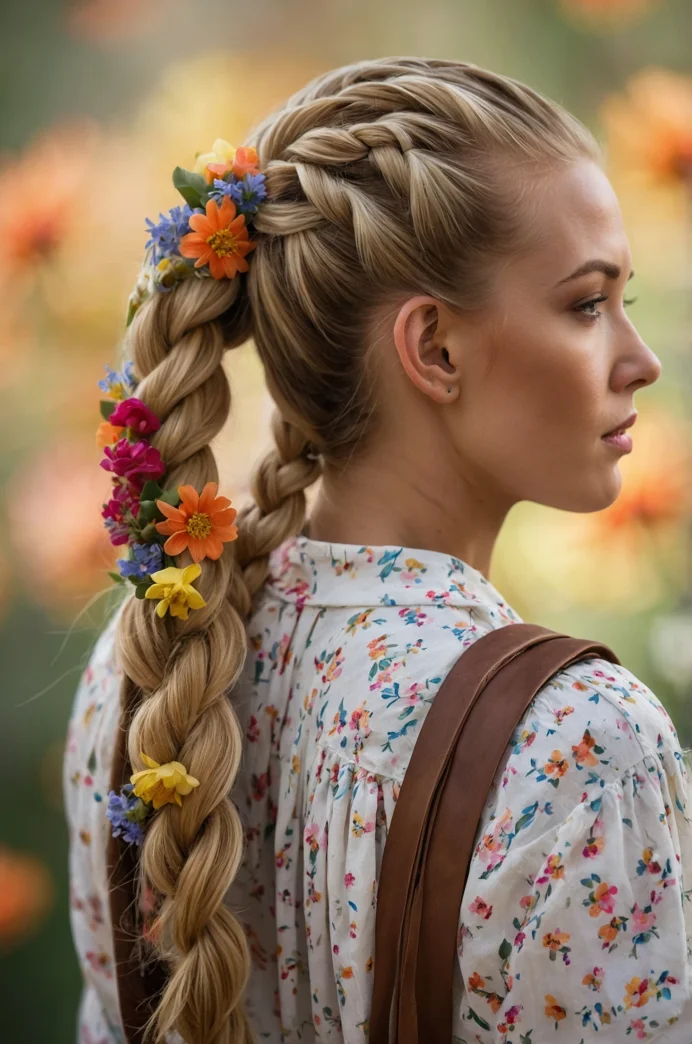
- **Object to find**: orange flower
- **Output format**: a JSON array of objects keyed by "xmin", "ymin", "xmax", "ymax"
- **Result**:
[
  {"xmin": 542, "ymin": 930, "xmax": 571, "ymax": 951},
  {"xmin": 179, "ymin": 196, "xmax": 256, "ymax": 280},
  {"xmin": 544, "ymin": 995, "xmax": 567, "ymax": 1022},
  {"xmin": 573, "ymin": 729, "xmax": 599, "ymax": 768},
  {"xmin": 544, "ymin": 750, "xmax": 569, "ymax": 778},
  {"xmin": 468, "ymin": 971, "xmax": 485, "ymax": 991},
  {"xmin": 96, "ymin": 420, "xmax": 125, "ymax": 448},
  {"xmin": 0, "ymin": 846, "xmax": 53, "ymax": 950},
  {"xmin": 155, "ymin": 481, "xmax": 238, "ymax": 563},
  {"xmin": 203, "ymin": 146, "xmax": 260, "ymax": 184},
  {"xmin": 624, "ymin": 976, "xmax": 654, "ymax": 1010}
]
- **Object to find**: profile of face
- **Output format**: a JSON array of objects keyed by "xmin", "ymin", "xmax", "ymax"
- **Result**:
[{"xmin": 386, "ymin": 158, "xmax": 662, "ymax": 518}]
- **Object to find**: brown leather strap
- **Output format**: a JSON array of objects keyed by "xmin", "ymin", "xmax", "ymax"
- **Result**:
[
  {"xmin": 107, "ymin": 676, "xmax": 168, "ymax": 1044},
  {"xmin": 370, "ymin": 623, "xmax": 620, "ymax": 1044}
]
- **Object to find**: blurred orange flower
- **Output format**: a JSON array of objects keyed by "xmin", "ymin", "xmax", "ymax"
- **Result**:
[
  {"xmin": 560, "ymin": 0, "xmax": 661, "ymax": 27},
  {"xmin": 5, "ymin": 435, "xmax": 118, "ymax": 619},
  {"xmin": 0, "ymin": 846, "xmax": 53, "ymax": 952},
  {"xmin": 67, "ymin": 0, "xmax": 167, "ymax": 42},
  {"xmin": 0, "ymin": 121, "xmax": 100, "ymax": 288},
  {"xmin": 601, "ymin": 68, "xmax": 692, "ymax": 186},
  {"xmin": 96, "ymin": 420, "xmax": 126, "ymax": 448}
]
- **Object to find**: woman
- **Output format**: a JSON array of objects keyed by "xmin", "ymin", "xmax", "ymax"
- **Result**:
[{"xmin": 64, "ymin": 57, "xmax": 692, "ymax": 1043}]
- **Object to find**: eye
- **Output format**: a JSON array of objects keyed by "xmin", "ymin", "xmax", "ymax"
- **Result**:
[{"xmin": 574, "ymin": 294, "xmax": 638, "ymax": 322}]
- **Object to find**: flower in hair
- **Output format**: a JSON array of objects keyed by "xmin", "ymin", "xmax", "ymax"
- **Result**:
[
  {"xmin": 108, "ymin": 397, "xmax": 161, "ymax": 437},
  {"xmin": 98, "ymin": 361, "xmax": 138, "ymax": 401},
  {"xmin": 154, "ymin": 481, "xmax": 238, "ymax": 563},
  {"xmin": 144, "ymin": 562, "xmax": 206, "ymax": 619},
  {"xmin": 116, "ymin": 540, "xmax": 164, "ymax": 580},
  {"xmin": 100, "ymin": 438, "xmax": 166, "ymax": 490},
  {"xmin": 144, "ymin": 204, "xmax": 200, "ymax": 265},
  {"xmin": 211, "ymin": 171, "xmax": 267, "ymax": 217},
  {"xmin": 106, "ymin": 784, "xmax": 151, "ymax": 845},
  {"xmin": 179, "ymin": 196, "xmax": 256, "ymax": 280},
  {"xmin": 130, "ymin": 753, "xmax": 200, "ymax": 809}
]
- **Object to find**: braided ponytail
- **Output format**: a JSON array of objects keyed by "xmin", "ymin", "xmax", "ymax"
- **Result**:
[{"xmin": 104, "ymin": 56, "xmax": 603, "ymax": 1044}]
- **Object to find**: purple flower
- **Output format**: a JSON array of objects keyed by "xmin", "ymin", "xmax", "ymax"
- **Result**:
[
  {"xmin": 109, "ymin": 397, "xmax": 161, "ymax": 436},
  {"xmin": 211, "ymin": 172, "xmax": 267, "ymax": 217},
  {"xmin": 100, "ymin": 438, "xmax": 165, "ymax": 491},
  {"xmin": 117, "ymin": 541, "xmax": 164, "ymax": 580},
  {"xmin": 144, "ymin": 204, "xmax": 198, "ymax": 264},
  {"xmin": 98, "ymin": 360, "xmax": 138, "ymax": 399},
  {"xmin": 101, "ymin": 483, "xmax": 140, "ymax": 546},
  {"xmin": 106, "ymin": 785, "xmax": 150, "ymax": 846}
]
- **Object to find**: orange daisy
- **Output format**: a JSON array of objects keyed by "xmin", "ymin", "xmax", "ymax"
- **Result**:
[
  {"xmin": 155, "ymin": 481, "xmax": 238, "ymax": 563},
  {"xmin": 179, "ymin": 197, "xmax": 256, "ymax": 280}
]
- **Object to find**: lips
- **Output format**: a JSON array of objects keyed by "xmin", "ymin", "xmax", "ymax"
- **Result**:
[{"xmin": 602, "ymin": 411, "xmax": 637, "ymax": 438}]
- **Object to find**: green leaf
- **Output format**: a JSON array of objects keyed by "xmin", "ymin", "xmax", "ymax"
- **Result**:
[
  {"xmin": 135, "ymin": 583, "xmax": 152, "ymax": 599},
  {"xmin": 498, "ymin": 938, "xmax": 512, "ymax": 961},
  {"xmin": 468, "ymin": 1008, "xmax": 491, "ymax": 1031},
  {"xmin": 157, "ymin": 487, "xmax": 181, "ymax": 507},
  {"xmin": 126, "ymin": 574, "xmax": 140, "ymax": 586},
  {"xmin": 100, "ymin": 400, "xmax": 117, "ymax": 421},
  {"xmin": 172, "ymin": 166, "xmax": 207, "ymax": 209},
  {"xmin": 139, "ymin": 480, "xmax": 163, "ymax": 501},
  {"xmin": 139, "ymin": 522, "xmax": 159, "ymax": 543},
  {"xmin": 137, "ymin": 500, "xmax": 159, "ymax": 524},
  {"xmin": 107, "ymin": 570, "xmax": 125, "ymax": 584}
]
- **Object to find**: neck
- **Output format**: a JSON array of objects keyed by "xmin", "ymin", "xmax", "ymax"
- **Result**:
[{"xmin": 306, "ymin": 442, "xmax": 513, "ymax": 580}]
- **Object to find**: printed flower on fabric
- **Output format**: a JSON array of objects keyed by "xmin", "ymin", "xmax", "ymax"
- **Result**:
[
  {"xmin": 155, "ymin": 481, "xmax": 238, "ymax": 562},
  {"xmin": 100, "ymin": 439, "xmax": 165, "ymax": 490},
  {"xmin": 144, "ymin": 563, "xmax": 206, "ymax": 620},
  {"xmin": 179, "ymin": 197, "xmax": 256, "ymax": 280},
  {"xmin": 130, "ymin": 753, "xmax": 200, "ymax": 810},
  {"xmin": 108, "ymin": 397, "xmax": 161, "ymax": 437}
]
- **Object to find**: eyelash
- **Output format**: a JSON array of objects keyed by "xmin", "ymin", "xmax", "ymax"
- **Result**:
[{"xmin": 575, "ymin": 294, "xmax": 638, "ymax": 321}]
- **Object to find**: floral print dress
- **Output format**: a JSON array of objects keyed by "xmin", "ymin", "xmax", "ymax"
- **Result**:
[{"xmin": 64, "ymin": 535, "xmax": 692, "ymax": 1043}]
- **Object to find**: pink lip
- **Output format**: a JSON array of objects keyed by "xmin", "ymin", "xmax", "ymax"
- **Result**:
[{"xmin": 601, "ymin": 431, "xmax": 633, "ymax": 453}]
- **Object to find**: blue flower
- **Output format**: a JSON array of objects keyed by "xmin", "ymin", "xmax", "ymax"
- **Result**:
[
  {"xmin": 210, "ymin": 172, "xmax": 267, "ymax": 217},
  {"xmin": 106, "ymin": 784, "xmax": 150, "ymax": 845},
  {"xmin": 98, "ymin": 360, "xmax": 138, "ymax": 399},
  {"xmin": 144, "ymin": 204, "xmax": 198, "ymax": 264},
  {"xmin": 117, "ymin": 541, "xmax": 164, "ymax": 580}
]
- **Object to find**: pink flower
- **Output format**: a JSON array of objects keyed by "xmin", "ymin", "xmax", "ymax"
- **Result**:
[
  {"xmin": 344, "ymin": 872, "xmax": 356, "ymax": 888},
  {"xmin": 631, "ymin": 903, "xmax": 656, "ymax": 932},
  {"xmin": 101, "ymin": 482, "xmax": 140, "ymax": 545},
  {"xmin": 100, "ymin": 438, "xmax": 165, "ymax": 490},
  {"xmin": 108, "ymin": 396, "xmax": 161, "ymax": 436}
]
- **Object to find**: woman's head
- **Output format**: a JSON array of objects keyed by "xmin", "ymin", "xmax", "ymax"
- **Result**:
[{"xmin": 115, "ymin": 57, "xmax": 659, "ymax": 1043}]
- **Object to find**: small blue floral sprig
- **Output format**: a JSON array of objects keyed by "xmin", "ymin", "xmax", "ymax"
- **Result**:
[
  {"xmin": 106, "ymin": 784, "xmax": 152, "ymax": 846},
  {"xmin": 210, "ymin": 171, "xmax": 267, "ymax": 217}
]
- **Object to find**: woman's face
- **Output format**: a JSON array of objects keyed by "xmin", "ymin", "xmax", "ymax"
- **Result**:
[{"xmin": 390, "ymin": 158, "xmax": 662, "ymax": 516}]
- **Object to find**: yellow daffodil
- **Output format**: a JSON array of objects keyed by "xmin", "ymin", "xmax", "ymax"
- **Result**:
[
  {"xmin": 130, "ymin": 753, "xmax": 200, "ymax": 810},
  {"xmin": 144, "ymin": 562, "xmax": 206, "ymax": 619}
]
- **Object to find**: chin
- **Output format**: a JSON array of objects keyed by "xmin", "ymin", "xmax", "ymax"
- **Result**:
[{"xmin": 549, "ymin": 468, "xmax": 624, "ymax": 514}]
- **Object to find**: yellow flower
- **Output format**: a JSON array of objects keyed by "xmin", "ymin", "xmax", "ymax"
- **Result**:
[
  {"xmin": 130, "ymin": 753, "xmax": 200, "ymax": 810},
  {"xmin": 193, "ymin": 137, "xmax": 236, "ymax": 176},
  {"xmin": 144, "ymin": 563, "xmax": 206, "ymax": 620}
]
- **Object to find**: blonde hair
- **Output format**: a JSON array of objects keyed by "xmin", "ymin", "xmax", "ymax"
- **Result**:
[{"xmin": 114, "ymin": 57, "xmax": 601, "ymax": 1042}]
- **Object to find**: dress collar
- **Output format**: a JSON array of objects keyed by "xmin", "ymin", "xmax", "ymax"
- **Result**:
[{"xmin": 265, "ymin": 534, "xmax": 522, "ymax": 620}]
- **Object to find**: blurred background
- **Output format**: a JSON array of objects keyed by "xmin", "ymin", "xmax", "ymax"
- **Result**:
[{"xmin": 2, "ymin": 0, "xmax": 692, "ymax": 1040}]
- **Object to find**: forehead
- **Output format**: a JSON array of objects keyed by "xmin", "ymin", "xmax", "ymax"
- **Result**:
[{"xmin": 506, "ymin": 159, "xmax": 630, "ymax": 287}]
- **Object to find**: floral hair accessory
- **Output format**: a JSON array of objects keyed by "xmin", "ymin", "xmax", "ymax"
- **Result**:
[
  {"xmin": 130, "ymin": 753, "xmax": 200, "ymax": 810},
  {"xmin": 97, "ymin": 364, "xmax": 239, "ymax": 612},
  {"xmin": 126, "ymin": 137, "xmax": 266, "ymax": 325},
  {"xmin": 107, "ymin": 756, "xmax": 200, "ymax": 846}
]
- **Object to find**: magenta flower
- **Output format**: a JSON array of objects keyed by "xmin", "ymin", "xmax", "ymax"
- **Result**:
[
  {"xmin": 101, "ymin": 483, "xmax": 140, "ymax": 546},
  {"xmin": 109, "ymin": 397, "xmax": 161, "ymax": 436},
  {"xmin": 100, "ymin": 438, "xmax": 165, "ymax": 490}
]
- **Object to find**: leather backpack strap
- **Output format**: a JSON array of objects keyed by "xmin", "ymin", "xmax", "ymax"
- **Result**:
[
  {"xmin": 107, "ymin": 676, "xmax": 168, "ymax": 1044},
  {"xmin": 370, "ymin": 623, "xmax": 621, "ymax": 1044}
]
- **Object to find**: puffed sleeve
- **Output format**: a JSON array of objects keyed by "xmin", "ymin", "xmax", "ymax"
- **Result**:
[{"xmin": 457, "ymin": 660, "xmax": 692, "ymax": 1042}]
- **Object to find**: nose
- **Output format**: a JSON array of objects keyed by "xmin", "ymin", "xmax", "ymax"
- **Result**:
[{"xmin": 619, "ymin": 322, "xmax": 662, "ymax": 392}]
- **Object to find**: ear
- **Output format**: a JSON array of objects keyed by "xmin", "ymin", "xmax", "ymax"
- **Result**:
[{"xmin": 392, "ymin": 296, "xmax": 461, "ymax": 403}]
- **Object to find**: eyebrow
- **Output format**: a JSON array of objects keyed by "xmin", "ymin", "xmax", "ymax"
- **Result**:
[{"xmin": 553, "ymin": 260, "xmax": 635, "ymax": 287}]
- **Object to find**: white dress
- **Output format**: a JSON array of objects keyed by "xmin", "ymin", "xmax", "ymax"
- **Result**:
[{"xmin": 64, "ymin": 535, "xmax": 692, "ymax": 1042}]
